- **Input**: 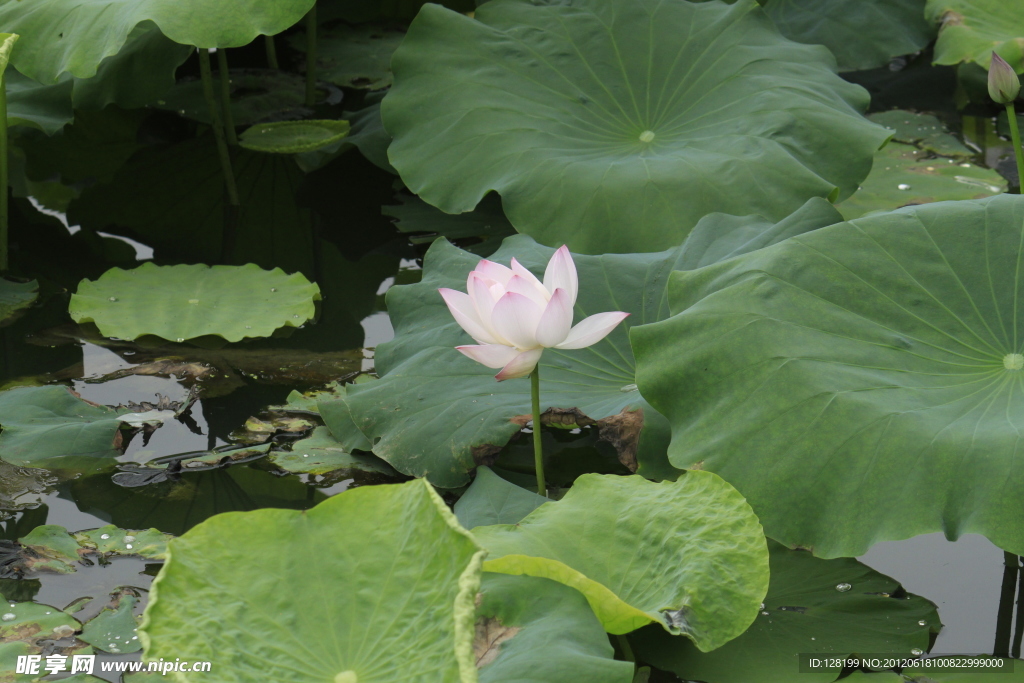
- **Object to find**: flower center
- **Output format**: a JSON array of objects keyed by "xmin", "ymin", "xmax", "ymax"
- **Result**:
[{"xmin": 1004, "ymin": 353, "xmax": 1024, "ymax": 370}]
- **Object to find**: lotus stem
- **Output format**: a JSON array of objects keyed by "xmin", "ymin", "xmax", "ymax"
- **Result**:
[
  {"xmin": 1007, "ymin": 103, "xmax": 1024, "ymax": 193},
  {"xmin": 216, "ymin": 48, "xmax": 238, "ymax": 146},
  {"xmin": 0, "ymin": 68, "xmax": 8, "ymax": 272},
  {"xmin": 994, "ymin": 551, "xmax": 1019, "ymax": 657},
  {"xmin": 197, "ymin": 48, "xmax": 240, "ymax": 207},
  {"xmin": 616, "ymin": 634, "xmax": 635, "ymax": 663},
  {"xmin": 305, "ymin": 3, "xmax": 318, "ymax": 107},
  {"xmin": 531, "ymin": 365, "xmax": 546, "ymax": 497},
  {"xmin": 1013, "ymin": 558, "xmax": 1024, "ymax": 658},
  {"xmin": 264, "ymin": 35, "xmax": 279, "ymax": 70}
]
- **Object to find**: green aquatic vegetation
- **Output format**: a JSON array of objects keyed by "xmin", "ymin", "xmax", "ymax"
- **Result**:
[
  {"xmin": 382, "ymin": 0, "xmax": 887, "ymax": 254},
  {"xmin": 630, "ymin": 541, "xmax": 939, "ymax": 683},
  {"xmin": 474, "ymin": 472, "xmax": 769, "ymax": 649},
  {"xmin": 141, "ymin": 479, "xmax": 485, "ymax": 682},
  {"xmin": 78, "ymin": 591, "xmax": 142, "ymax": 654},
  {"xmin": 289, "ymin": 23, "xmax": 405, "ymax": 90},
  {"xmin": 69, "ymin": 262, "xmax": 321, "ymax": 343},
  {"xmin": 868, "ymin": 110, "xmax": 974, "ymax": 158},
  {"xmin": 267, "ymin": 426, "xmax": 397, "ymax": 475},
  {"xmin": 454, "ymin": 466, "xmax": 547, "ymax": 530},
  {"xmin": 329, "ymin": 199, "xmax": 842, "ymax": 487},
  {"xmin": 0, "ymin": 279, "xmax": 37, "ymax": 325},
  {"xmin": 153, "ymin": 68, "xmax": 312, "ymax": 127},
  {"xmin": 926, "ymin": 0, "xmax": 1024, "ymax": 73},
  {"xmin": 0, "ymin": 386, "xmax": 129, "ymax": 468},
  {"xmin": 238, "ymin": 119, "xmax": 351, "ymax": 154},
  {"xmin": 837, "ymin": 142, "xmax": 1005, "ymax": 219},
  {"xmin": 633, "ymin": 194, "xmax": 1024, "ymax": 558}
]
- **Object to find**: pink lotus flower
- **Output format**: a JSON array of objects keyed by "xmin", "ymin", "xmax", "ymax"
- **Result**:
[{"xmin": 439, "ymin": 246, "xmax": 629, "ymax": 380}]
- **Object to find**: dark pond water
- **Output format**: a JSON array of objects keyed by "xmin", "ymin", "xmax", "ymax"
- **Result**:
[{"xmin": 2, "ymin": 49, "xmax": 1024, "ymax": 682}]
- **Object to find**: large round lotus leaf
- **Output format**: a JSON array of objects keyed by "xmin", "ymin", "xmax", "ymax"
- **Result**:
[
  {"xmin": 381, "ymin": 0, "xmax": 887, "ymax": 254},
  {"xmin": 69, "ymin": 263, "xmax": 321, "ymax": 343},
  {"xmin": 632, "ymin": 194, "xmax": 1024, "ymax": 558},
  {"xmin": 475, "ymin": 573, "xmax": 634, "ymax": 683},
  {"xmin": 0, "ymin": 386, "xmax": 127, "ymax": 468},
  {"xmin": 472, "ymin": 473, "xmax": 770, "ymax": 650},
  {"xmin": 926, "ymin": 0, "xmax": 1024, "ymax": 72},
  {"xmin": 140, "ymin": 479, "xmax": 485, "ymax": 683},
  {"xmin": 763, "ymin": 0, "xmax": 934, "ymax": 71},
  {"xmin": 630, "ymin": 541, "xmax": 939, "ymax": 683},
  {"xmin": 329, "ymin": 199, "xmax": 843, "ymax": 487},
  {"xmin": 837, "ymin": 142, "xmax": 1005, "ymax": 220},
  {"xmin": 0, "ymin": 0, "xmax": 317, "ymax": 83}
]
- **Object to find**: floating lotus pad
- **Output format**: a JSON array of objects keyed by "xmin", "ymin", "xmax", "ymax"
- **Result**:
[
  {"xmin": 837, "ymin": 142, "xmax": 1005, "ymax": 220},
  {"xmin": 473, "ymin": 473, "xmax": 770, "ymax": 651},
  {"xmin": 288, "ymin": 23, "xmax": 404, "ymax": 89},
  {"xmin": 633, "ymin": 194, "xmax": 1024, "ymax": 557},
  {"xmin": 328, "ymin": 199, "xmax": 843, "ymax": 487},
  {"xmin": 70, "ymin": 263, "xmax": 321, "ymax": 343},
  {"xmin": 141, "ymin": 479, "xmax": 485, "ymax": 683},
  {"xmin": 0, "ymin": 0, "xmax": 317, "ymax": 83},
  {"xmin": 0, "ymin": 386, "xmax": 128, "ymax": 468},
  {"xmin": 630, "ymin": 541, "xmax": 939, "ymax": 683},
  {"xmin": 268, "ymin": 426, "xmax": 397, "ymax": 476},
  {"xmin": 239, "ymin": 120, "xmax": 351, "ymax": 155},
  {"xmin": 79, "ymin": 592, "xmax": 142, "ymax": 654},
  {"xmin": 383, "ymin": 0, "xmax": 887, "ymax": 254},
  {"xmin": 926, "ymin": 0, "xmax": 1024, "ymax": 72},
  {"xmin": 868, "ymin": 110, "xmax": 972, "ymax": 157}
]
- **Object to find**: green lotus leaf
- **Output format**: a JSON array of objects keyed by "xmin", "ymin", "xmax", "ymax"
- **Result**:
[
  {"xmin": 0, "ymin": 279, "xmax": 37, "ymax": 326},
  {"xmin": 763, "ymin": 0, "xmax": 933, "ymax": 71},
  {"xmin": 70, "ymin": 22, "xmax": 193, "ymax": 110},
  {"xmin": 79, "ymin": 591, "xmax": 141, "ymax": 654},
  {"xmin": 154, "ymin": 69, "xmax": 311, "ymax": 127},
  {"xmin": 67, "ymin": 138, "xmax": 317, "ymax": 274},
  {"xmin": 320, "ymin": 0, "xmax": 473, "ymax": 23},
  {"xmin": 454, "ymin": 466, "xmax": 547, "ymax": 529},
  {"xmin": 630, "ymin": 541, "xmax": 939, "ymax": 683},
  {"xmin": 869, "ymin": 110, "xmax": 973, "ymax": 158},
  {"xmin": 385, "ymin": 193, "xmax": 515, "ymax": 257},
  {"xmin": 288, "ymin": 23, "xmax": 403, "ymax": 89},
  {"xmin": 0, "ymin": 601, "xmax": 81, "ymax": 644},
  {"xmin": 18, "ymin": 524, "xmax": 83, "ymax": 573},
  {"xmin": 141, "ymin": 479, "xmax": 485, "ymax": 683},
  {"xmin": 926, "ymin": 0, "xmax": 1024, "ymax": 72},
  {"xmin": 475, "ymin": 573, "xmax": 634, "ymax": 683},
  {"xmin": 382, "ymin": 0, "xmax": 887, "ymax": 254},
  {"xmin": 632, "ymin": 194, "xmax": 1024, "ymax": 558},
  {"xmin": 0, "ymin": 0, "xmax": 317, "ymax": 83},
  {"xmin": 239, "ymin": 119, "xmax": 350, "ymax": 154},
  {"xmin": 296, "ymin": 96, "xmax": 395, "ymax": 173},
  {"xmin": 69, "ymin": 263, "xmax": 321, "ymax": 343},
  {"xmin": 7, "ymin": 71, "xmax": 74, "ymax": 135},
  {"xmin": 330, "ymin": 199, "xmax": 843, "ymax": 487},
  {"xmin": 74, "ymin": 526, "xmax": 171, "ymax": 559},
  {"xmin": 0, "ymin": 386, "xmax": 127, "ymax": 468},
  {"xmin": 837, "ymin": 142, "xmax": 1005, "ymax": 220},
  {"xmin": 473, "ymin": 472, "xmax": 770, "ymax": 650},
  {"xmin": 268, "ymin": 426, "xmax": 398, "ymax": 475}
]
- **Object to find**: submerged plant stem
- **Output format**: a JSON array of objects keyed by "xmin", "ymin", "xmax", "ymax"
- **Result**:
[
  {"xmin": 531, "ymin": 366, "xmax": 546, "ymax": 497},
  {"xmin": 994, "ymin": 551, "xmax": 1019, "ymax": 657},
  {"xmin": 305, "ymin": 4, "xmax": 318, "ymax": 107},
  {"xmin": 216, "ymin": 49, "xmax": 238, "ymax": 146},
  {"xmin": 198, "ymin": 48, "xmax": 240, "ymax": 207},
  {"xmin": 1007, "ymin": 102, "xmax": 1024, "ymax": 193},
  {"xmin": 264, "ymin": 35, "xmax": 279, "ymax": 70},
  {"xmin": 0, "ymin": 68, "xmax": 8, "ymax": 272}
]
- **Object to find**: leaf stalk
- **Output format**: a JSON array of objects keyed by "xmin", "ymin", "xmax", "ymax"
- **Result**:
[
  {"xmin": 1007, "ymin": 102, "xmax": 1024, "ymax": 193},
  {"xmin": 531, "ymin": 365, "xmax": 546, "ymax": 497},
  {"xmin": 198, "ymin": 48, "xmax": 240, "ymax": 207}
]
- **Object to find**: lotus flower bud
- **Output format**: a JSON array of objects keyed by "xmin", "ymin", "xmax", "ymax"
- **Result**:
[{"xmin": 988, "ymin": 52, "xmax": 1021, "ymax": 105}]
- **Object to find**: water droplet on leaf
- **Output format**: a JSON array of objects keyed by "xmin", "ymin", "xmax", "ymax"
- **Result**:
[
  {"xmin": 897, "ymin": 184, "xmax": 911, "ymax": 190},
  {"xmin": 1, "ymin": 613, "xmax": 14, "ymax": 621},
  {"xmin": 100, "ymin": 534, "xmax": 110, "ymax": 540},
  {"xmin": 835, "ymin": 582, "xmax": 852, "ymax": 592},
  {"xmin": 911, "ymin": 648, "xmax": 923, "ymax": 656}
]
